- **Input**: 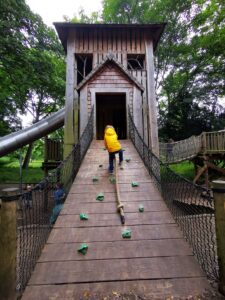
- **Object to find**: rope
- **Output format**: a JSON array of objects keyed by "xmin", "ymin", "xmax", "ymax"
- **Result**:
[{"xmin": 115, "ymin": 156, "xmax": 125, "ymax": 224}]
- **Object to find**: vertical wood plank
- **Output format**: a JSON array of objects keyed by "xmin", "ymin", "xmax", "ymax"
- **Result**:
[
  {"xmin": 142, "ymin": 70, "xmax": 148, "ymax": 144},
  {"xmin": 113, "ymin": 29, "xmax": 117, "ymax": 53},
  {"xmin": 88, "ymin": 30, "xmax": 93, "ymax": 52},
  {"xmin": 145, "ymin": 39, "xmax": 159, "ymax": 156},
  {"xmin": 127, "ymin": 29, "xmax": 131, "ymax": 52},
  {"xmin": 98, "ymin": 29, "xmax": 103, "ymax": 53},
  {"xmin": 117, "ymin": 30, "xmax": 122, "ymax": 53},
  {"xmin": 79, "ymin": 86, "xmax": 88, "ymax": 136},
  {"xmin": 132, "ymin": 29, "xmax": 136, "ymax": 53},
  {"xmin": 108, "ymin": 29, "xmax": 112, "ymax": 51},
  {"xmin": 84, "ymin": 29, "xmax": 88, "ymax": 53},
  {"xmin": 64, "ymin": 30, "xmax": 77, "ymax": 158},
  {"xmin": 136, "ymin": 30, "xmax": 141, "ymax": 53},
  {"xmin": 140, "ymin": 30, "xmax": 145, "ymax": 53},
  {"xmin": 103, "ymin": 29, "xmax": 108, "ymax": 57},
  {"xmin": 93, "ymin": 29, "xmax": 98, "ymax": 67},
  {"xmin": 0, "ymin": 198, "xmax": 17, "ymax": 300}
]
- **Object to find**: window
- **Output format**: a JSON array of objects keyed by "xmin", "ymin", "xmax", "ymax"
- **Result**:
[
  {"xmin": 127, "ymin": 54, "xmax": 145, "ymax": 70},
  {"xmin": 76, "ymin": 54, "xmax": 93, "ymax": 85}
]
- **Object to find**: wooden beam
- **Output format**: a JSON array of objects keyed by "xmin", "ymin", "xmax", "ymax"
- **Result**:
[
  {"xmin": 193, "ymin": 164, "xmax": 208, "ymax": 184},
  {"xmin": 145, "ymin": 39, "xmax": 159, "ymax": 156},
  {"xmin": 64, "ymin": 30, "xmax": 78, "ymax": 158},
  {"xmin": 207, "ymin": 161, "xmax": 225, "ymax": 176}
]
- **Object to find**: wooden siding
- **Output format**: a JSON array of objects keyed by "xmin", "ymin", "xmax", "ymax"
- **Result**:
[
  {"xmin": 71, "ymin": 27, "xmax": 157, "ymax": 148},
  {"xmin": 86, "ymin": 64, "xmax": 135, "ymax": 116},
  {"xmin": 75, "ymin": 28, "xmax": 146, "ymax": 57}
]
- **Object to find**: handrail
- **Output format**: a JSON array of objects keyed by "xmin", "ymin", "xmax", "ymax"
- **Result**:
[
  {"xmin": 15, "ymin": 107, "xmax": 94, "ymax": 291},
  {"xmin": 128, "ymin": 108, "xmax": 219, "ymax": 281},
  {"xmin": 159, "ymin": 130, "xmax": 225, "ymax": 163}
]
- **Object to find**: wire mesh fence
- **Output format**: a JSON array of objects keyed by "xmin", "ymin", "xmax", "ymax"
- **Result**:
[
  {"xmin": 16, "ymin": 108, "xmax": 94, "ymax": 291},
  {"xmin": 128, "ymin": 109, "xmax": 219, "ymax": 281}
]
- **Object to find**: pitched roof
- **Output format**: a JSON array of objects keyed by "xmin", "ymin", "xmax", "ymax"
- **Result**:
[
  {"xmin": 76, "ymin": 53, "xmax": 145, "ymax": 92},
  {"xmin": 54, "ymin": 23, "xmax": 166, "ymax": 53}
]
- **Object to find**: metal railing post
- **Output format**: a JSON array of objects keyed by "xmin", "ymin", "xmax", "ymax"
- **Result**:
[
  {"xmin": 0, "ymin": 189, "xmax": 19, "ymax": 300},
  {"xmin": 212, "ymin": 180, "xmax": 225, "ymax": 295}
]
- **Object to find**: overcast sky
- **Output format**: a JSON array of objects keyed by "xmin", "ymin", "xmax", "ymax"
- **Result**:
[{"xmin": 25, "ymin": 0, "xmax": 102, "ymax": 27}]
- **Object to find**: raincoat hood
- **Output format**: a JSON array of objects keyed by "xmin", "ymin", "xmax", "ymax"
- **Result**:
[
  {"xmin": 105, "ymin": 127, "xmax": 116, "ymax": 136},
  {"xmin": 104, "ymin": 126, "xmax": 121, "ymax": 153}
]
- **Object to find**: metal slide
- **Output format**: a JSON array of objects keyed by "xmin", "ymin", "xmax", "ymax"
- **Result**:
[{"xmin": 0, "ymin": 108, "xmax": 65, "ymax": 157}]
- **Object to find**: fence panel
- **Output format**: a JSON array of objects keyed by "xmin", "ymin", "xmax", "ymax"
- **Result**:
[
  {"xmin": 15, "ymin": 108, "xmax": 93, "ymax": 291},
  {"xmin": 128, "ymin": 108, "xmax": 219, "ymax": 281}
]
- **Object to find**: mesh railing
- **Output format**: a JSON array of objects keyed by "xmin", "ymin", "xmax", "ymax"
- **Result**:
[
  {"xmin": 16, "ymin": 108, "xmax": 94, "ymax": 291},
  {"xmin": 128, "ymin": 109, "xmax": 219, "ymax": 281},
  {"xmin": 159, "ymin": 135, "xmax": 202, "ymax": 164}
]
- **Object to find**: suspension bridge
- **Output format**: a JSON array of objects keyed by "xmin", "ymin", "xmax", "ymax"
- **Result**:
[
  {"xmin": 21, "ymin": 139, "xmax": 212, "ymax": 299},
  {"xmin": 1, "ymin": 110, "xmax": 224, "ymax": 299},
  {"xmin": 1, "ymin": 22, "xmax": 225, "ymax": 299}
]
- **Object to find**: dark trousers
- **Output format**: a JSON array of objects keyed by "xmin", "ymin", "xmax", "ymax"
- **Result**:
[{"xmin": 109, "ymin": 149, "xmax": 123, "ymax": 172}]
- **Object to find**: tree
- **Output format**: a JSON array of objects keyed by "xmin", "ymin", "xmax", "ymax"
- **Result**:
[
  {"xmin": 0, "ymin": 0, "xmax": 66, "ymax": 167},
  {"xmin": 102, "ymin": 0, "xmax": 225, "ymax": 140},
  {"xmin": 0, "ymin": 0, "xmax": 66, "ymax": 137}
]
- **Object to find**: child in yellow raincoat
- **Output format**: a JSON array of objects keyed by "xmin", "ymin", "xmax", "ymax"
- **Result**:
[{"xmin": 104, "ymin": 125, "xmax": 123, "ymax": 174}]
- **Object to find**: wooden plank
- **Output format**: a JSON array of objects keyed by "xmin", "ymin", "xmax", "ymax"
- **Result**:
[
  {"xmin": 62, "ymin": 201, "xmax": 167, "ymax": 215},
  {"xmin": 97, "ymin": 29, "xmax": 102, "ymax": 52},
  {"xmin": 132, "ymin": 29, "xmax": 136, "ymax": 53},
  {"xmin": 69, "ymin": 168, "xmax": 150, "ymax": 178},
  {"xmin": 68, "ymin": 182, "xmax": 158, "ymax": 194},
  {"xmin": 145, "ymin": 39, "xmax": 159, "ymax": 156},
  {"xmin": 107, "ymin": 29, "xmax": 112, "ymax": 50},
  {"xmin": 136, "ymin": 29, "xmax": 141, "ymax": 53},
  {"xmin": 84, "ymin": 29, "xmax": 88, "ymax": 53},
  {"xmin": 29, "ymin": 256, "xmax": 204, "ymax": 285},
  {"xmin": 55, "ymin": 211, "xmax": 174, "ymax": 228},
  {"xmin": 21, "ymin": 140, "xmax": 212, "ymax": 300},
  {"xmin": 73, "ymin": 176, "xmax": 154, "ymax": 185},
  {"xmin": 117, "ymin": 29, "xmax": 122, "ymax": 52},
  {"xmin": 64, "ymin": 32, "xmax": 76, "ymax": 158},
  {"xmin": 78, "ymin": 163, "xmax": 147, "ymax": 173},
  {"xmin": 48, "ymin": 224, "xmax": 182, "ymax": 243},
  {"xmin": 23, "ymin": 277, "xmax": 210, "ymax": 300},
  {"xmin": 66, "ymin": 191, "xmax": 162, "ymax": 203},
  {"xmin": 39, "ymin": 239, "xmax": 192, "ymax": 262}
]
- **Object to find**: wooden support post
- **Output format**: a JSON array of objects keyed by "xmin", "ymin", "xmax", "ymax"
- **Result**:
[
  {"xmin": 64, "ymin": 30, "xmax": 79, "ymax": 158},
  {"xmin": 212, "ymin": 180, "xmax": 225, "ymax": 295},
  {"xmin": 145, "ymin": 39, "xmax": 159, "ymax": 156},
  {"xmin": 0, "ymin": 189, "xmax": 18, "ymax": 300},
  {"xmin": 202, "ymin": 132, "xmax": 207, "ymax": 153}
]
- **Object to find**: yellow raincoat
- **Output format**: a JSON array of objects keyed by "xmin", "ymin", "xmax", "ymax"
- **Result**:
[{"xmin": 104, "ymin": 126, "xmax": 121, "ymax": 153}]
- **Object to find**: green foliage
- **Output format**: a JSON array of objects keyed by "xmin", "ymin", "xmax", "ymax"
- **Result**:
[
  {"xmin": 102, "ymin": 0, "xmax": 149, "ymax": 23},
  {"xmin": 0, "ymin": 158, "xmax": 44, "ymax": 183},
  {"xmin": 68, "ymin": 8, "xmax": 102, "ymax": 23},
  {"xmin": 0, "ymin": 0, "xmax": 66, "ymax": 136},
  {"xmin": 101, "ymin": 0, "xmax": 225, "ymax": 140},
  {"xmin": 169, "ymin": 161, "xmax": 195, "ymax": 181}
]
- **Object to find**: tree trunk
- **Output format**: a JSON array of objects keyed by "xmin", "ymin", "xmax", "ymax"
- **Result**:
[{"xmin": 22, "ymin": 143, "xmax": 33, "ymax": 169}]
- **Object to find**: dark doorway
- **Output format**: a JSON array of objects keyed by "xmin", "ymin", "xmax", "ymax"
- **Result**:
[{"xmin": 96, "ymin": 93, "xmax": 127, "ymax": 140}]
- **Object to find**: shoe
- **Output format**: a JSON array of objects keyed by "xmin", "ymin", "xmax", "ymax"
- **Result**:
[
  {"xmin": 119, "ymin": 161, "xmax": 124, "ymax": 170},
  {"xmin": 119, "ymin": 160, "xmax": 123, "ymax": 166},
  {"xmin": 109, "ymin": 170, "xmax": 114, "ymax": 175}
]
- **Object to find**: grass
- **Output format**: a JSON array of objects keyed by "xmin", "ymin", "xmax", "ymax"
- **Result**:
[
  {"xmin": 0, "ymin": 158, "xmax": 44, "ymax": 183},
  {"xmin": 169, "ymin": 160, "xmax": 195, "ymax": 181}
]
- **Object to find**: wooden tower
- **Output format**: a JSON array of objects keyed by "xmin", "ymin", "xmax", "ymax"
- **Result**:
[{"xmin": 54, "ymin": 23, "xmax": 166, "ymax": 158}]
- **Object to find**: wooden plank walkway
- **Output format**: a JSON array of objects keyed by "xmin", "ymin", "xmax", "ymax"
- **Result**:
[{"xmin": 22, "ymin": 140, "xmax": 211, "ymax": 299}]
